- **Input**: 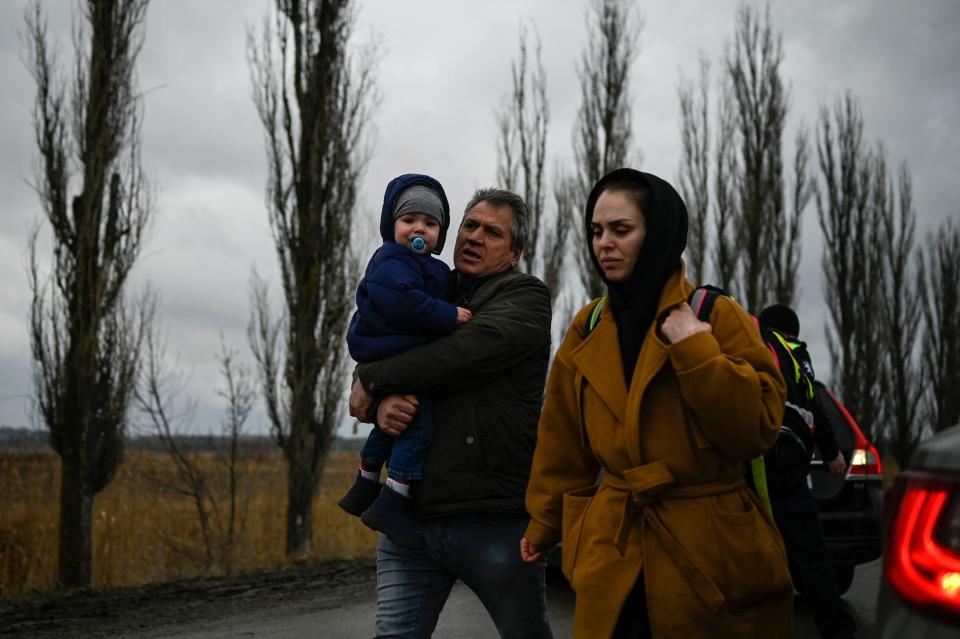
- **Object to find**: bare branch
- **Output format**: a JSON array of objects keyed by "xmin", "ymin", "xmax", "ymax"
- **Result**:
[
  {"xmin": 678, "ymin": 54, "xmax": 711, "ymax": 283},
  {"xmin": 919, "ymin": 217, "xmax": 960, "ymax": 435},
  {"xmin": 713, "ymin": 80, "xmax": 739, "ymax": 291}
]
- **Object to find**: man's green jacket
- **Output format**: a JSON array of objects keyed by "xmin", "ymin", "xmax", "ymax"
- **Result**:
[{"xmin": 357, "ymin": 267, "xmax": 552, "ymax": 517}]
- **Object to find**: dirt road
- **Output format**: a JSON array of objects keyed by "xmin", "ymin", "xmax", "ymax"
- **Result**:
[
  {"xmin": 0, "ymin": 560, "xmax": 378, "ymax": 638},
  {"xmin": 0, "ymin": 559, "xmax": 571, "ymax": 638},
  {"xmin": 1, "ymin": 558, "xmax": 881, "ymax": 638}
]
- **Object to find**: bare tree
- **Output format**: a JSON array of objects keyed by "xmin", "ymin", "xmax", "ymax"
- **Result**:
[
  {"xmin": 816, "ymin": 92, "xmax": 884, "ymax": 443},
  {"xmin": 543, "ymin": 169, "xmax": 576, "ymax": 303},
  {"xmin": 496, "ymin": 25, "xmax": 548, "ymax": 278},
  {"xmin": 137, "ymin": 328, "xmax": 214, "ymax": 568},
  {"xmin": 676, "ymin": 6, "xmax": 806, "ymax": 302},
  {"xmin": 726, "ymin": 4, "xmax": 788, "ymax": 312},
  {"xmin": 713, "ymin": 84, "xmax": 739, "ymax": 290},
  {"xmin": 919, "ymin": 218, "xmax": 960, "ymax": 434},
  {"xmin": 678, "ymin": 55, "xmax": 711, "ymax": 283},
  {"xmin": 767, "ymin": 125, "xmax": 811, "ymax": 305},
  {"xmin": 213, "ymin": 339, "xmax": 257, "ymax": 571},
  {"xmin": 538, "ymin": 168, "xmax": 579, "ymax": 342},
  {"xmin": 137, "ymin": 330, "xmax": 256, "ymax": 574},
  {"xmin": 570, "ymin": 0, "xmax": 643, "ymax": 301},
  {"xmin": 873, "ymin": 157, "xmax": 924, "ymax": 464},
  {"xmin": 25, "ymin": 0, "xmax": 152, "ymax": 588},
  {"xmin": 246, "ymin": 0, "xmax": 377, "ymax": 559}
]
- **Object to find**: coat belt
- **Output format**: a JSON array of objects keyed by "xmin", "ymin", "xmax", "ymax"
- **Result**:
[{"xmin": 601, "ymin": 461, "xmax": 747, "ymax": 612}]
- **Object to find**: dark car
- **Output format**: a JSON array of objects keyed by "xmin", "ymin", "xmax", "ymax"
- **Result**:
[
  {"xmin": 876, "ymin": 424, "xmax": 960, "ymax": 637},
  {"xmin": 808, "ymin": 382, "xmax": 885, "ymax": 594}
]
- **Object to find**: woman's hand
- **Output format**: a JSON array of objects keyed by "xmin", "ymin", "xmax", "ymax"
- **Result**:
[
  {"xmin": 661, "ymin": 302, "xmax": 712, "ymax": 344},
  {"xmin": 520, "ymin": 536, "xmax": 544, "ymax": 563}
]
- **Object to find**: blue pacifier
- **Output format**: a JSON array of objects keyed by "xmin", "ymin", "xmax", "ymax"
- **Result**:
[{"xmin": 410, "ymin": 237, "xmax": 427, "ymax": 254}]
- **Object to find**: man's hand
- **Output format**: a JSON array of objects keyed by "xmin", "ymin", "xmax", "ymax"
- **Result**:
[
  {"xmin": 349, "ymin": 378, "xmax": 374, "ymax": 423},
  {"xmin": 376, "ymin": 394, "xmax": 419, "ymax": 437},
  {"xmin": 661, "ymin": 302, "xmax": 712, "ymax": 344},
  {"xmin": 826, "ymin": 452, "xmax": 847, "ymax": 476},
  {"xmin": 520, "ymin": 537, "xmax": 544, "ymax": 563}
]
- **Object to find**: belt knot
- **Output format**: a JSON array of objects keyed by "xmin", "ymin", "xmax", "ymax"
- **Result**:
[{"xmin": 598, "ymin": 465, "xmax": 748, "ymax": 613}]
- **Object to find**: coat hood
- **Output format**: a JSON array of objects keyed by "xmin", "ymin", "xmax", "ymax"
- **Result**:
[
  {"xmin": 380, "ymin": 174, "xmax": 451, "ymax": 254},
  {"xmin": 583, "ymin": 168, "xmax": 688, "ymax": 383},
  {"xmin": 583, "ymin": 168, "xmax": 688, "ymax": 290}
]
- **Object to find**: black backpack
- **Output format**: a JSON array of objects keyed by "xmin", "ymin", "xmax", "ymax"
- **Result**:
[{"xmin": 687, "ymin": 287, "xmax": 816, "ymax": 495}]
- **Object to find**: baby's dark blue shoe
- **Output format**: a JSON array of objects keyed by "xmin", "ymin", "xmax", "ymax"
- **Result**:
[
  {"xmin": 337, "ymin": 472, "xmax": 381, "ymax": 516},
  {"xmin": 360, "ymin": 486, "xmax": 424, "ymax": 548}
]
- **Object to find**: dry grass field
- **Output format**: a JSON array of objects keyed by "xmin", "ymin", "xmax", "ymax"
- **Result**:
[
  {"xmin": 1, "ymin": 444, "xmax": 902, "ymax": 601},
  {"xmin": 0, "ymin": 446, "xmax": 377, "ymax": 599}
]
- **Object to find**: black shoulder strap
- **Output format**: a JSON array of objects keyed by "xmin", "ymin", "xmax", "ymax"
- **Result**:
[{"xmin": 688, "ymin": 285, "xmax": 727, "ymax": 322}]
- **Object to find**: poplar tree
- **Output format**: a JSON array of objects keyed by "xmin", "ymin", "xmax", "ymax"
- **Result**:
[
  {"xmin": 919, "ymin": 218, "xmax": 960, "ymax": 435},
  {"xmin": 816, "ymin": 93, "xmax": 884, "ymax": 442},
  {"xmin": 875, "ymin": 157, "xmax": 923, "ymax": 464},
  {"xmin": 247, "ymin": 0, "xmax": 377, "ymax": 560},
  {"xmin": 496, "ymin": 26, "xmax": 548, "ymax": 280},
  {"xmin": 26, "ymin": 0, "xmax": 153, "ymax": 588},
  {"xmin": 570, "ymin": 0, "xmax": 642, "ymax": 301}
]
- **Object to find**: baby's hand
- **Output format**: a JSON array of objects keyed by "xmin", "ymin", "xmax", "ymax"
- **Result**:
[{"xmin": 456, "ymin": 307, "xmax": 472, "ymax": 325}]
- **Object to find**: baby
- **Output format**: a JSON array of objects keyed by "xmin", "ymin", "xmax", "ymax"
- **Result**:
[{"xmin": 338, "ymin": 174, "xmax": 469, "ymax": 548}]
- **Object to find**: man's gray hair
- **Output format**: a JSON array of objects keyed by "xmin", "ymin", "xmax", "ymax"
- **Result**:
[{"xmin": 462, "ymin": 188, "xmax": 529, "ymax": 252}]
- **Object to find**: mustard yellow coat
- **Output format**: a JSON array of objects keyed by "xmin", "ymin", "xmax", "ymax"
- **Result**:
[{"xmin": 525, "ymin": 268, "xmax": 794, "ymax": 638}]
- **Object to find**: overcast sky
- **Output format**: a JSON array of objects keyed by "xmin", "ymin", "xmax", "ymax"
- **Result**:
[{"xmin": 1, "ymin": 0, "xmax": 957, "ymax": 437}]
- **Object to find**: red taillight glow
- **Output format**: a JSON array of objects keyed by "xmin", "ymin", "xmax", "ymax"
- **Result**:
[
  {"xmin": 848, "ymin": 445, "xmax": 883, "ymax": 478},
  {"xmin": 821, "ymin": 386, "xmax": 883, "ymax": 479},
  {"xmin": 885, "ymin": 476, "xmax": 960, "ymax": 621}
]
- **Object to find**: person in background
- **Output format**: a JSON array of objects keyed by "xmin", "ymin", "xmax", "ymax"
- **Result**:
[
  {"xmin": 758, "ymin": 303, "xmax": 856, "ymax": 639},
  {"xmin": 757, "ymin": 304, "xmax": 847, "ymax": 475},
  {"xmin": 521, "ymin": 167, "xmax": 792, "ymax": 638}
]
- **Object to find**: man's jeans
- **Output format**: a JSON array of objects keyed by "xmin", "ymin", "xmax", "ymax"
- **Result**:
[
  {"xmin": 374, "ymin": 511, "xmax": 553, "ymax": 639},
  {"xmin": 361, "ymin": 399, "xmax": 433, "ymax": 481}
]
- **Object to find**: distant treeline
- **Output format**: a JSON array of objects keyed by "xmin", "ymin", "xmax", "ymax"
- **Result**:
[{"xmin": 0, "ymin": 426, "xmax": 362, "ymax": 454}]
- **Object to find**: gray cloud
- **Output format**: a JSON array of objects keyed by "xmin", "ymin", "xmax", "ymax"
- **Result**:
[{"xmin": 1, "ymin": 0, "xmax": 956, "ymax": 435}]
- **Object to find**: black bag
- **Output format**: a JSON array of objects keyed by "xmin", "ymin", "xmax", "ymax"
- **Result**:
[{"xmin": 688, "ymin": 287, "xmax": 815, "ymax": 495}]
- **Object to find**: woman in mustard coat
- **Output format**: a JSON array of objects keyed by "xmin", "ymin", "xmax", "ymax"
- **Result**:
[{"xmin": 521, "ymin": 168, "xmax": 793, "ymax": 638}]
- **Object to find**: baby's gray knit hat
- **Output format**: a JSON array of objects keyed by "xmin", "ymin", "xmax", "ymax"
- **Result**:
[{"xmin": 392, "ymin": 185, "xmax": 446, "ymax": 229}]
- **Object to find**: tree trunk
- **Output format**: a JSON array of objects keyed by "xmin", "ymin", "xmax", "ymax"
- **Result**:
[
  {"xmin": 286, "ymin": 460, "xmax": 313, "ymax": 561},
  {"xmin": 58, "ymin": 455, "xmax": 93, "ymax": 588}
]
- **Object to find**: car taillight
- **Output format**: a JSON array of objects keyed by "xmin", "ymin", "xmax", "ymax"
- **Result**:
[
  {"xmin": 848, "ymin": 444, "xmax": 883, "ymax": 479},
  {"xmin": 884, "ymin": 473, "xmax": 960, "ymax": 622},
  {"xmin": 819, "ymin": 386, "xmax": 883, "ymax": 480}
]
